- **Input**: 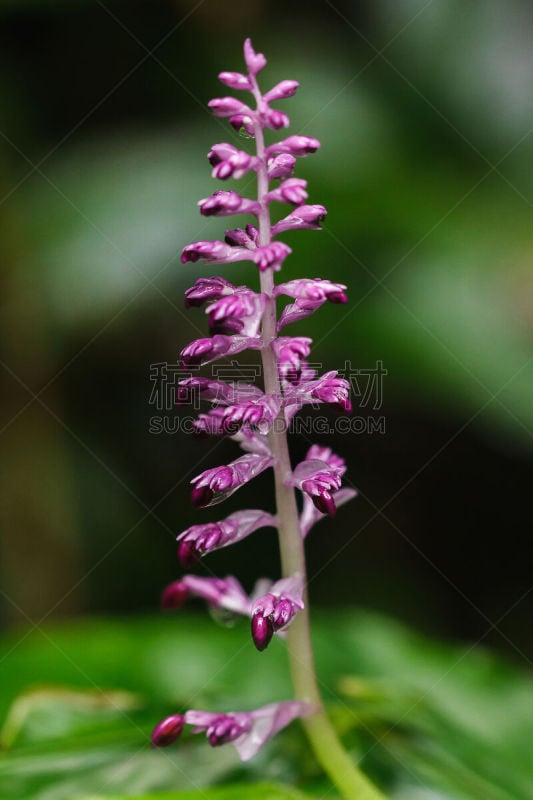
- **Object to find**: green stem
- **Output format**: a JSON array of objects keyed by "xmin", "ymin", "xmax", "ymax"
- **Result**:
[{"xmin": 251, "ymin": 80, "xmax": 386, "ymax": 800}]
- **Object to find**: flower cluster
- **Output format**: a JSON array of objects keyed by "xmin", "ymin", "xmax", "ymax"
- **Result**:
[{"xmin": 152, "ymin": 38, "xmax": 356, "ymax": 763}]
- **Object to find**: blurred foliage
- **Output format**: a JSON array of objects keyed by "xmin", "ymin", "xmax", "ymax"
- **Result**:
[{"xmin": 0, "ymin": 611, "xmax": 532, "ymax": 799}]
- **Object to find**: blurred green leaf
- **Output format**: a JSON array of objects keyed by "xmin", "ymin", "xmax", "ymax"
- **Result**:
[
  {"xmin": 76, "ymin": 782, "xmax": 312, "ymax": 800},
  {"xmin": 0, "ymin": 613, "xmax": 532, "ymax": 799}
]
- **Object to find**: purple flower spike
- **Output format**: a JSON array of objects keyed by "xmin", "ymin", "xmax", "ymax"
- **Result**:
[
  {"xmin": 265, "ymin": 178, "xmax": 308, "ymax": 206},
  {"xmin": 272, "ymin": 205, "xmax": 328, "ymax": 236},
  {"xmin": 264, "ymin": 81, "xmax": 299, "ymax": 103},
  {"xmin": 177, "ymin": 509, "xmax": 277, "ymax": 566},
  {"xmin": 251, "ymin": 574, "xmax": 304, "ymax": 651},
  {"xmin": 198, "ymin": 191, "xmax": 260, "ymax": 217},
  {"xmin": 243, "ymin": 38, "xmax": 267, "ymax": 76},
  {"xmin": 151, "ymin": 714, "xmax": 185, "ymax": 747},
  {"xmin": 218, "ymin": 71, "xmax": 252, "ymax": 91},
  {"xmin": 180, "ymin": 334, "xmax": 262, "ymax": 368},
  {"xmin": 159, "ymin": 39, "xmax": 373, "ymax": 790},
  {"xmin": 191, "ymin": 453, "xmax": 273, "ymax": 507},
  {"xmin": 266, "ymin": 135, "xmax": 321, "ymax": 157}
]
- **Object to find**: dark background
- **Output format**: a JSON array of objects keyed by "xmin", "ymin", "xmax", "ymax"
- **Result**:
[{"xmin": 1, "ymin": 0, "xmax": 532, "ymax": 662}]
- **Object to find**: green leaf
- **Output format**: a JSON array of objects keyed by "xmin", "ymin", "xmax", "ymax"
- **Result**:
[
  {"xmin": 0, "ymin": 613, "xmax": 531, "ymax": 800},
  {"xmin": 76, "ymin": 781, "xmax": 313, "ymax": 799}
]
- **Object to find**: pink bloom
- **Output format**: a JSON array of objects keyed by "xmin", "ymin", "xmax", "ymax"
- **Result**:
[
  {"xmin": 184, "ymin": 276, "xmax": 237, "ymax": 308},
  {"xmin": 207, "ymin": 143, "xmax": 258, "ymax": 180},
  {"xmin": 208, "ymin": 96, "xmax": 253, "ymax": 118},
  {"xmin": 253, "ymin": 242, "xmax": 292, "ymax": 272},
  {"xmin": 287, "ymin": 447, "xmax": 346, "ymax": 516},
  {"xmin": 206, "ymin": 290, "xmax": 266, "ymax": 336},
  {"xmin": 180, "ymin": 334, "xmax": 262, "ymax": 367},
  {"xmin": 228, "ymin": 113, "xmax": 256, "ymax": 137},
  {"xmin": 275, "ymin": 278, "xmax": 347, "ymax": 304},
  {"xmin": 190, "ymin": 453, "xmax": 273, "ymax": 507},
  {"xmin": 177, "ymin": 376, "xmax": 262, "ymax": 406},
  {"xmin": 264, "ymin": 80, "xmax": 299, "ymax": 103},
  {"xmin": 198, "ymin": 191, "xmax": 260, "ymax": 217},
  {"xmin": 153, "ymin": 700, "xmax": 314, "ymax": 761},
  {"xmin": 177, "ymin": 509, "xmax": 277, "ymax": 567},
  {"xmin": 224, "ymin": 224, "xmax": 258, "ymax": 248},
  {"xmin": 193, "ymin": 394, "xmax": 280, "ymax": 437},
  {"xmin": 265, "ymin": 178, "xmax": 308, "ymax": 205},
  {"xmin": 271, "ymin": 204, "xmax": 328, "ymax": 236},
  {"xmin": 218, "ymin": 71, "xmax": 252, "ymax": 91},
  {"xmin": 266, "ymin": 135, "xmax": 321, "ymax": 158},
  {"xmin": 272, "ymin": 337, "xmax": 312, "ymax": 384},
  {"xmin": 267, "ymin": 153, "xmax": 296, "ymax": 180},
  {"xmin": 243, "ymin": 37, "xmax": 266, "ymax": 76},
  {"xmin": 161, "ymin": 575, "xmax": 251, "ymax": 616},
  {"xmin": 284, "ymin": 370, "xmax": 352, "ymax": 412}
]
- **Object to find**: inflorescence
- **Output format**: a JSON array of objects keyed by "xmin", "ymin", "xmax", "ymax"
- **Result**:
[{"xmin": 152, "ymin": 37, "xmax": 357, "ymax": 764}]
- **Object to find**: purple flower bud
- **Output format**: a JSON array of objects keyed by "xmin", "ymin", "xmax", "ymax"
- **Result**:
[
  {"xmin": 208, "ymin": 97, "xmax": 252, "ymax": 118},
  {"xmin": 266, "ymin": 135, "xmax": 321, "ymax": 158},
  {"xmin": 206, "ymin": 291, "xmax": 266, "ymax": 337},
  {"xmin": 161, "ymin": 580, "xmax": 189, "ymax": 610},
  {"xmin": 243, "ymin": 38, "xmax": 267, "ymax": 76},
  {"xmin": 253, "ymin": 242, "xmax": 292, "ymax": 272},
  {"xmin": 251, "ymin": 614, "xmax": 273, "ymax": 651},
  {"xmin": 284, "ymin": 371, "xmax": 351, "ymax": 412},
  {"xmin": 224, "ymin": 225, "xmax": 257, "ymax": 248},
  {"xmin": 180, "ymin": 700, "xmax": 313, "ymax": 761},
  {"xmin": 218, "ymin": 71, "xmax": 252, "ymax": 91},
  {"xmin": 272, "ymin": 337, "xmax": 312, "ymax": 383},
  {"xmin": 162, "ymin": 575, "xmax": 252, "ymax": 617},
  {"xmin": 265, "ymin": 178, "xmax": 308, "ymax": 206},
  {"xmin": 271, "ymin": 204, "xmax": 327, "ymax": 236},
  {"xmin": 198, "ymin": 191, "xmax": 260, "ymax": 217},
  {"xmin": 207, "ymin": 144, "xmax": 257, "ymax": 180},
  {"xmin": 181, "ymin": 240, "xmax": 234, "ymax": 263},
  {"xmin": 267, "ymin": 153, "xmax": 296, "ymax": 180},
  {"xmin": 151, "ymin": 714, "xmax": 185, "ymax": 747},
  {"xmin": 184, "ymin": 276, "xmax": 236, "ymax": 308},
  {"xmin": 191, "ymin": 453, "xmax": 273, "ymax": 507},
  {"xmin": 228, "ymin": 114, "xmax": 256, "ymax": 137},
  {"xmin": 180, "ymin": 334, "xmax": 262, "ymax": 368},
  {"xmin": 264, "ymin": 80, "xmax": 299, "ymax": 103},
  {"xmin": 275, "ymin": 278, "xmax": 347, "ymax": 304},
  {"xmin": 261, "ymin": 106, "xmax": 290, "ymax": 131},
  {"xmin": 250, "ymin": 575, "xmax": 304, "ymax": 651},
  {"xmin": 178, "ymin": 376, "xmax": 263, "ymax": 406},
  {"xmin": 287, "ymin": 453, "xmax": 345, "ymax": 517},
  {"xmin": 177, "ymin": 509, "xmax": 277, "ymax": 565}
]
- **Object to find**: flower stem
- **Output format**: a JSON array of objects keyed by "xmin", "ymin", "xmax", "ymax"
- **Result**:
[{"xmin": 251, "ymin": 83, "xmax": 385, "ymax": 800}]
